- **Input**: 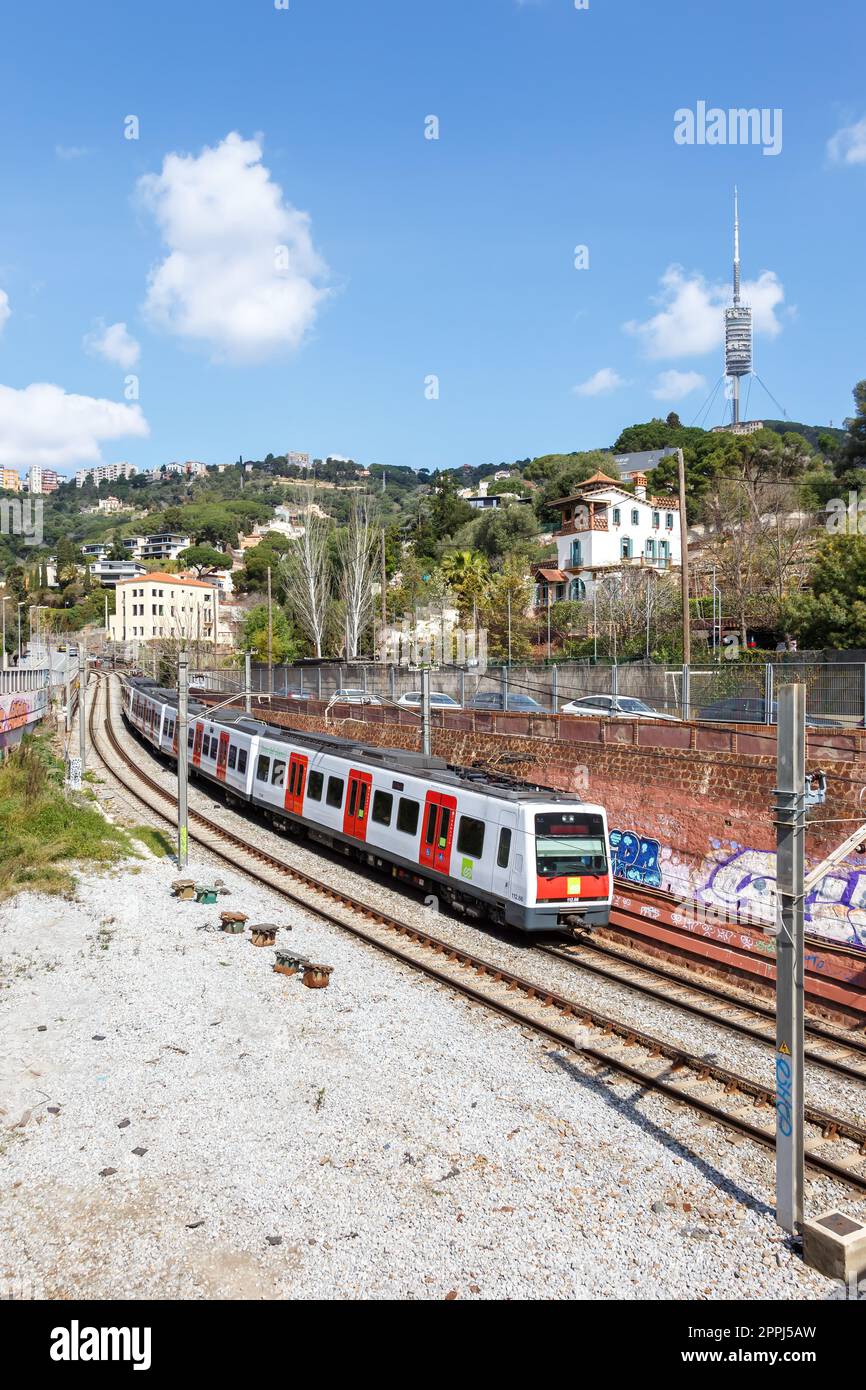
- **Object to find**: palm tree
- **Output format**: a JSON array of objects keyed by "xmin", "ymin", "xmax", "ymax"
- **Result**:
[{"xmin": 440, "ymin": 550, "xmax": 489, "ymax": 625}]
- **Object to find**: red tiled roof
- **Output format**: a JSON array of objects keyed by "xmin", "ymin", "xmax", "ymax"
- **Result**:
[{"xmin": 116, "ymin": 571, "xmax": 215, "ymax": 590}]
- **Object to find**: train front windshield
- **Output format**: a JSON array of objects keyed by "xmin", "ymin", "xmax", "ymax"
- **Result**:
[{"xmin": 534, "ymin": 812, "xmax": 608, "ymax": 877}]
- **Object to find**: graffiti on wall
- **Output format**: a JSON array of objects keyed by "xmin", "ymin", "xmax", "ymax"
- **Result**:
[
  {"xmin": 609, "ymin": 829, "xmax": 662, "ymax": 889},
  {"xmin": 611, "ymin": 827, "xmax": 866, "ymax": 952},
  {"xmin": 0, "ymin": 692, "xmax": 44, "ymax": 751}
]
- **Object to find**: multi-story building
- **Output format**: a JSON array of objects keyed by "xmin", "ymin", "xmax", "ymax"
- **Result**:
[
  {"xmin": 535, "ymin": 471, "xmax": 682, "ymax": 606},
  {"xmin": 710, "ymin": 420, "xmax": 765, "ymax": 437},
  {"xmin": 90, "ymin": 559, "xmax": 147, "ymax": 588},
  {"xmin": 122, "ymin": 533, "xmax": 191, "ymax": 562},
  {"xmin": 1, "ymin": 469, "xmax": 21, "ymax": 492},
  {"xmin": 286, "ymin": 451, "xmax": 311, "ymax": 470},
  {"xmin": 108, "ymin": 573, "xmax": 221, "ymax": 644},
  {"xmin": 75, "ymin": 462, "xmax": 138, "ymax": 488}
]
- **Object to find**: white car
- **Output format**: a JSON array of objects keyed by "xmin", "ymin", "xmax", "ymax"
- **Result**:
[
  {"xmin": 396, "ymin": 690, "xmax": 461, "ymax": 710},
  {"xmin": 560, "ymin": 695, "xmax": 681, "ymax": 722},
  {"xmin": 329, "ymin": 688, "xmax": 382, "ymax": 706}
]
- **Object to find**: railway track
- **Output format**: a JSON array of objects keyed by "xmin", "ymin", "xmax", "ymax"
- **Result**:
[{"xmin": 88, "ymin": 672, "xmax": 866, "ymax": 1194}]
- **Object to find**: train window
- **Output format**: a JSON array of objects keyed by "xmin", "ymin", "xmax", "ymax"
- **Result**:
[
  {"xmin": 256, "ymin": 754, "xmax": 271, "ymax": 782},
  {"xmin": 497, "ymin": 827, "xmax": 512, "ymax": 869},
  {"xmin": 438, "ymin": 807, "xmax": 451, "ymax": 848},
  {"xmin": 188, "ymin": 729, "xmax": 195, "ymax": 748},
  {"xmin": 308, "ymin": 770, "xmax": 324, "ymax": 801},
  {"xmin": 271, "ymin": 760, "xmax": 286, "ymax": 788},
  {"xmin": 348, "ymin": 779, "xmax": 358, "ymax": 817},
  {"xmin": 237, "ymin": 749, "xmax": 248, "ymax": 775},
  {"xmin": 326, "ymin": 775, "xmax": 344, "ymax": 809},
  {"xmin": 372, "ymin": 790, "xmax": 393, "ymax": 826},
  {"xmin": 424, "ymin": 803, "xmax": 437, "ymax": 844},
  {"xmin": 457, "ymin": 816, "xmax": 485, "ymax": 860},
  {"xmin": 396, "ymin": 797, "xmax": 419, "ymax": 836},
  {"xmin": 228, "ymin": 746, "xmax": 237, "ymax": 770}
]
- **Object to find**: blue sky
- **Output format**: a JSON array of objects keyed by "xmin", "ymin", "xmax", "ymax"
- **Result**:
[{"xmin": 0, "ymin": 0, "xmax": 864, "ymax": 477}]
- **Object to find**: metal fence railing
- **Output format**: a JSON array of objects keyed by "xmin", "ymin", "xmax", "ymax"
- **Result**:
[{"xmin": 185, "ymin": 660, "xmax": 866, "ymax": 728}]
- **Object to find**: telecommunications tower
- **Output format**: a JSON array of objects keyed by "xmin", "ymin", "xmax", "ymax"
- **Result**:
[{"xmin": 724, "ymin": 186, "xmax": 753, "ymax": 426}]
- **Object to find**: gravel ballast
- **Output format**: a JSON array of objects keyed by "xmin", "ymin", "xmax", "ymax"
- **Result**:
[{"xmin": 1, "ymin": 848, "xmax": 863, "ymax": 1301}]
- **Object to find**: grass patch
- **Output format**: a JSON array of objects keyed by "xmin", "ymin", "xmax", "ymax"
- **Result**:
[
  {"xmin": 129, "ymin": 825, "xmax": 174, "ymax": 858},
  {"xmin": 0, "ymin": 735, "xmax": 132, "ymax": 899}
]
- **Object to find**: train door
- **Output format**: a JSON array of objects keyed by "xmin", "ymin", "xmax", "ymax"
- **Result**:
[
  {"xmin": 490, "ymin": 809, "xmax": 518, "ymax": 903},
  {"xmin": 285, "ymin": 753, "xmax": 308, "ymax": 815},
  {"xmin": 216, "ymin": 730, "xmax": 230, "ymax": 782},
  {"xmin": 343, "ymin": 770, "xmax": 373, "ymax": 841},
  {"xmin": 419, "ymin": 791, "xmax": 457, "ymax": 876},
  {"xmin": 192, "ymin": 722, "xmax": 203, "ymax": 768}
]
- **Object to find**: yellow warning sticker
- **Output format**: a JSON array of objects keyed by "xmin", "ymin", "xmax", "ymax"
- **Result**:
[
  {"xmin": 567, "ymin": 877, "xmax": 582, "ymax": 896},
  {"xmin": 778, "ymin": 1042, "xmax": 791, "ymax": 1055}
]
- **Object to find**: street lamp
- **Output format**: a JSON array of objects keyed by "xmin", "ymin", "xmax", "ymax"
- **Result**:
[{"xmin": 17, "ymin": 601, "xmax": 25, "ymax": 662}]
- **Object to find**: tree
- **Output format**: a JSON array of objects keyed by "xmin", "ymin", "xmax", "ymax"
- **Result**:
[
  {"xmin": 480, "ymin": 558, "xmax": 533, "ymax": 661},
  {"xmin": 240, "ymin": 603, "xmax": 302, "ymax": 664},
  {"xmin": 336, "ymin": 494, "xmax": 378, "ymax": 658},
  {"xmin": 440, "ymin": 549, "xmax": 489, "ymax": 623},
  {"xmin": 474, "ymin": 504, "xmax": 539, "ymax": 561},
  {"xmin": 279, "ymin": 505, "xmax": 331, "ymax": 658},
  {"xmin": 834, "ymin": 380, "xmax": 866, "ymax": 491},
  {"xmin": 177, "ymin": 544, "xmax": 230, "ymax": 576},
  {"xmin": 781, "ymin": 536, "xmax": 866, "ymax": 649}
]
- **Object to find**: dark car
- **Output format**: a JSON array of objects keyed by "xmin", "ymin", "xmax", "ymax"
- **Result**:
[
  {"xmin": 469, "ymin": 691, "xmax": 549, "ymax": 714},
  {"xmin": 696, "ymin": 697, "xmax": 840, "ymax": 729}
]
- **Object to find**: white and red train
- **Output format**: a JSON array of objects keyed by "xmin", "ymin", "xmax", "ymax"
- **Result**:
[{"xmin": 122, "ymin": 675, "xmax": 612, "ymax": 934}]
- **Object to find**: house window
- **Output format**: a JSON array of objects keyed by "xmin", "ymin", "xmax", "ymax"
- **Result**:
[
  {"xmin": 612, "ymin": 508, "xmax": 621, "ymax": 525},
  {"xmin": 621, "ymin": 537, "xmax": 632, "ymax": 559},
  {"xmin": 659, "ymin": 540, "xmax": 669, "ymax": 563},
  {"xmin": 569, "ymin": 577, "xmax": 586, "ymax": 600},
  {"xmin": 570, "ymin": 539, "xmax": 582, "ymax": 566},
  {"xmin": 631, "ymin": 509, "xmax": 639, "ymax": 525},
  {"xmin": 652, "ymin": 510, "xmax": 660, "ymax": 528},
  {"xmin": 645, "ymin": 538, "xmax": 656, "ymax": 560}
]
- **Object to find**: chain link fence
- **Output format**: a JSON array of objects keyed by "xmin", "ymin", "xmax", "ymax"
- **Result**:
[{"xmin": 186, "ymin": 659, "xmax": 866, "ymax": 728}]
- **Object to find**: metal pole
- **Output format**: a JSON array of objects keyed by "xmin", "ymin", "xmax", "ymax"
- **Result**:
[
  {"xmin": 177, "ymin": 649, "xmax": 189, "ymax": 869},
  {"xmin": 267, "ymin": 566, "xmax": 273, "ymax": 697},
  {"xmin": 500, "ymin": 664, "xmax": 508, "ymax": 711},
  {"xmin": 682, "ymin": 663, "xmax": 690, "ymax": 722},
  {"xmin": 421, "ymin": 666, "xmax": 431, "ymax": 757},
  {"xmin": 244, "ymin": 651, "xmax": 252, "ymax": 715},
  {"xmin": 774, "ymin": 682, "xmax": 805, "ymax": 1234},
  {"xmin": 677, "ymin": 447, "xmax": 691, "ymax": 666},
  {"xmin": 78, "ymin": 646, "xmax": 87, "ymax": 773},
  {"xmin": 381, "ymin": 527, "xmax": 387, "ymax": 627},
  {"xmin": 64, "ymin": 651, "xmax": 71, "ymax": 733},
  {"xmin": 507, "ymin": 589, "xmax": 512, "ymax": 666},
  {"xmin": 1, "ymin": 597, "xmax": 6, "ymax": 670},
  {"xmin": 592, "ymin": 585, "xmax": 597, "ymax": 664},
  {"xmin": 17, "ymin": 602, "xmax": 23, "ymax": 662},
  {"xmin": 546, "ymin": 585, "xmax": 551, "ymax": 661}
]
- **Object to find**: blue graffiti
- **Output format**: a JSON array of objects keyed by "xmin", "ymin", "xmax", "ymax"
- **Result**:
[{"xmin": 609, "ymin": 828, "xmax": 662, "ymax": 889}]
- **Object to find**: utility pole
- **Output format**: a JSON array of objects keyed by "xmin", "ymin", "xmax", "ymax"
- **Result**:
[
  {"xmin": 177, "ymin": 648, "xmax": 189, "ymax": 869},
  {"xmin": 78, "ymin": 645, "xmax": 87, "ymax": 773},
  {"xmin": 267, "ymin": 565, "xmax": 274, "ymax": 697},
  {"xmin": 546, "ymin": 584, "xmax": 552, "ymax": 661},
  {"xmin": 17, "ymin": 601, "xmax": 24, "ymax": 662},
  {"xmin": 420, "ymin": 666, "xmax": 431, "ymax": 757},
  {"xmin": 1, "ymin": 596, "xmax": 7, "ymax": 670},
  {"xmin": 774, "ymin": 682, "xmax": 806, "ymax": 1234},
  {"xmin": 677, "ymin": 448, "xmax": 691, "ymax": 667},
  {"xmin": 507, "ymin": 589, "xmax": 512, "ymax": 666},
  {"xmin": 65, "ymin": 650, "xmax": 72, "ymax": 734},
  {"xmin": 245, "ymin": 651, "xmax": 252, "ymax": 716}
]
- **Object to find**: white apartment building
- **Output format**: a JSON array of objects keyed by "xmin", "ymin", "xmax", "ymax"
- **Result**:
[
  {"xmin": 91, "ymin": 558, "xmax": 147, "ymax": 588},
  {"xmin": 108, "ymin": 573, "xmax": 221, "ymax": 644},
  {"xmin": 28, "ymin": 466, "xmax": 61, "ymax": 495},
  {"xmin": 122, "ymin": 532, "xmax": 191, "ymax": 562},
  {"xmin": 75, "ymin": 462, "xmax": 138, "ymax": 488},
  {"xmin": 535, "ymin": 471, "xmax": 682, "ymax": 605}
]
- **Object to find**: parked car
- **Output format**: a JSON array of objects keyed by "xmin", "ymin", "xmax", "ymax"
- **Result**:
[
  {"xmin": 696, "ymin": 697, "xmax": 840, "ymax": 728},
  {"xmin": 281, "ymin": 688, "xmax": 311, "ymax": 703},
  {"xmin": 328, "ymin": 688, "xmax": 382, "ymax": 706},
  {"xmin": 560, "ymin": 694, "xmax": 681, "ymax": 722},
  {"xmin": 468, "ymin": 691, "xmax": 549, "ymax": 714},
  {"xmin": 396, "ymin": 690, "xmax": 462, "ymax": 710}
]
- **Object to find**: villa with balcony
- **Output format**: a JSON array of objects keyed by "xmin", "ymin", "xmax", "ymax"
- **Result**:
[{"xmin": 533, "ymin": 471, "xmax": 682, "ymax": 608}]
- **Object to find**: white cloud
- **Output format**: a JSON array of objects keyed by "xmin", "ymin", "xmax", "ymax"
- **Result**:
[
  {"xmin": 827, "ymin": 117, "xmax": 866, "ymax": 166},
  {"xmin": 0, "ymin": 383, "xmax": 148, "ymax": 469},
  {"xmin": 573, "ymin": 367, "xmax": 626, "ymax": 398},
  {"xmin": 652, "ymin": 369, "xmax": 707, "ymax": 402},
  {"xmin": 55, "ymin": 144, "xmax": 90, "ymax": 160},
  {"xmin": 83, "ymin": 319, "xmax": 141, "ymax": 369},
  {"xmin": 625, "ymin": 264, "xmax": 785, "ymax": 359},
  {"xmin": 138, "ymin": 131, "xmax": 330, "ymax": 362},
  {"xmin": 0, "ymin": 289, "xmax": 9, "ymax": 335}
]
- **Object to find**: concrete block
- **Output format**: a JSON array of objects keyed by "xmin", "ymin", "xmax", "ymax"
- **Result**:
[{"xmin": 802, "ymin": 1210, "xmax": 866, "ymax": 1282}]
